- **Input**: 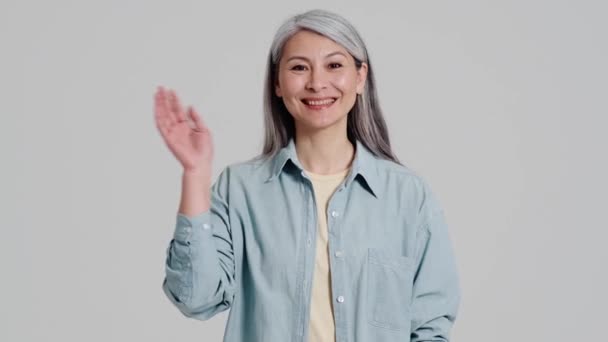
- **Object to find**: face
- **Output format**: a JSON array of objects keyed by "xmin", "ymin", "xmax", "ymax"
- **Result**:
[{"xmin": 275, "ymin": 30, "xmax": 368, "ymax": 134}]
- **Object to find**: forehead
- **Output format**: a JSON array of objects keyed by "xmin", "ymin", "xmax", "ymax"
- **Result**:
[{"xmin": 281, "ymin": 30, "xmax": 348, "ymax": 58}]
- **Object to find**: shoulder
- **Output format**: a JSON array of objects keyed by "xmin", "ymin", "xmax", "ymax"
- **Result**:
[
  {"xmin": 374, "ymin": 158, "xmax": 430, "ymax": 193},
  {"xmin": 214, "ymin": 154, "xmax": 273, "ymax": 185},
  {"xmin": 373, "ymin": 158, "xmax": 444, "ymax": 226}
]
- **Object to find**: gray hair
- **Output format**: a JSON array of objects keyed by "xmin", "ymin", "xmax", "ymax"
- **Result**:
[{"xmin": 259, "ymin": 9, "xmax": 401, "ymax": 165}]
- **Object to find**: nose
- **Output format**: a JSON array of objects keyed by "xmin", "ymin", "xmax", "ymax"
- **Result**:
[{"xmin": 305, "ymin": 67, "xmax": 328, "ymax": 92}]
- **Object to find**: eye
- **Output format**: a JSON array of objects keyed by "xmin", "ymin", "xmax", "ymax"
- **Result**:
[
  {"xmin": 329, "ymin": 63, "xmax": 343, "ymax": 69},
  {"xmin": 290, "ymin": 65, "xmax": 307, "ymax": 71}
]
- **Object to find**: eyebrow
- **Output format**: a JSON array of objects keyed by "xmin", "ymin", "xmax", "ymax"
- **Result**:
[{"xmin": 284, "ymin": 51, "xmax": 347, "ymax": 63}]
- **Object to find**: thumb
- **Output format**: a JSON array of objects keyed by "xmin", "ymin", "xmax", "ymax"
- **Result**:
[{"xmin": 188, "ymin": 106, "xmax": 206, "ymax": 132}]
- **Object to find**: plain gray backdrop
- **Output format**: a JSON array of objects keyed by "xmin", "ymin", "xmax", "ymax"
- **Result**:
[{"xmin": 2, "ymin": 0, "xmax": 606, "ymax": 341}]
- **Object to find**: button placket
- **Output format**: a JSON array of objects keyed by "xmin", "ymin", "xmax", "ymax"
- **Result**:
[
  {"xmin": 327, "ymin": 192, "xmax": 347, "ymax": 336},
  {"xmin": 299, "ymin": 171, "xmax": 320, "ymax": 338}
]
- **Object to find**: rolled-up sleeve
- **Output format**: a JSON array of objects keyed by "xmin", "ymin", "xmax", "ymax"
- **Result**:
[
  {"xmin": 410, "ymin": 182, "xmax": 461, "ymax": 341},
  {"xmin": 162, "ymin": 167, "xmax": 237, "ymax": 320}
]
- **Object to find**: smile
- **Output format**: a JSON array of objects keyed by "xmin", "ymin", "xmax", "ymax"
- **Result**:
[{"xmin": 301, "ymin": 97, "xmax": 337, "ymax": 110}]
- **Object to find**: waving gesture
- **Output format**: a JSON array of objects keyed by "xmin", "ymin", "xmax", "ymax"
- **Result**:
[{"xmin": 154, "ymin": 86, "xmax": 214, "ymax": 178}]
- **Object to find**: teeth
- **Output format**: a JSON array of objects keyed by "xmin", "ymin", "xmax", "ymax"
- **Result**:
[{"xmin": 304, "ymin": 99, "xmax": 335, "ymax": 106}]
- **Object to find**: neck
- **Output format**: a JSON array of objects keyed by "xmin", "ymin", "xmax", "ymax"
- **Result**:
[{"xmin": 294, "ymin": 129, "xmax": 355, "ymax": 175}]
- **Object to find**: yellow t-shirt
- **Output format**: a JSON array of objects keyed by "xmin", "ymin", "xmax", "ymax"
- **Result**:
[{"xmin": 304, "ymin": 166, "xmax": 351, "ymax": 342}]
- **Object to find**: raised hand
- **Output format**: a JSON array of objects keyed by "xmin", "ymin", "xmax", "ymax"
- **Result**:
[{"xmin": 154, "ymin": 86, "xmax": 214, "ymax": 176}]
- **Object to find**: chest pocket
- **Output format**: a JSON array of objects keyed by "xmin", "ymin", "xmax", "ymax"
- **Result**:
[{"xmin": 366, "ymin": 247, "xmax": 416, "ymax": 331}]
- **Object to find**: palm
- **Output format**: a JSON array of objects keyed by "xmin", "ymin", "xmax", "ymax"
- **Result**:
[{"xmin": 154, "ymin": 86, "xmax": 214, "ymax": 172}]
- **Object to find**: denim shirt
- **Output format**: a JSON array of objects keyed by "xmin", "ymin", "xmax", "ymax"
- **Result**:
[{"xmin": 162, "ymin": 138, "xmax": 461, "ymax": 342}]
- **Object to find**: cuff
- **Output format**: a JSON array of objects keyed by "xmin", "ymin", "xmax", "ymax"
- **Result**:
[{"xmin": 174, "ymin": 211, "xmax": 213, "ymax": 244}]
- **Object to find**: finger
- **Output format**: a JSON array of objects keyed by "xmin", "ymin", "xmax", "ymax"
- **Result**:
[
  {"xmin": 168, "ymin": 89, "xmax": 187, "ymax": 123},
  {"xmin": 188, "ymin": 106, "xmax": 207, "ymax": 132},
  {"xmin": 161, "ymin": 87, "xmax": 177, "ymax": 125},
  {"xmin": 155, "ymin": 89, "xmax": 172, "ymax": 131},
  {"xmin": 155, "ymin": 115, "xmax": 170, "ymax": 141},
  {"xmin": 156, "ymin": 86, "xmax": 174, "ymax": 126}
]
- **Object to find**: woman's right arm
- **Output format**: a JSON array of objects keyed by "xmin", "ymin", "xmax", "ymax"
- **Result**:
[
  {"xmin": 155, "ymin": 86, "xmax": 237, "ymax": 320},
  {"xmin": 162, "ymin": 168, "xmax": 236, "ymax": 321}
]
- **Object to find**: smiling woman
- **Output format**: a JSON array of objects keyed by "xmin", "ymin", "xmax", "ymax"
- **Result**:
[
  {"xmin": 274, "ymin": 30, "xmax": 367, "ymax": 134},
  {"xmin": 156, "ymin": 8, "xmax": 461, "ymax": 342}
]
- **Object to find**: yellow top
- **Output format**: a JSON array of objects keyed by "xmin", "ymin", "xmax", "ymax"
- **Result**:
[{"xmin": 304, "ymin": 166, "xmax": 351, "ymax": 342}]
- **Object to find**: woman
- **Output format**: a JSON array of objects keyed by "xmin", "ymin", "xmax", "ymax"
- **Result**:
[{"xmin": 155, "ymin": 9, "xmax": 460, "ymax": 342}]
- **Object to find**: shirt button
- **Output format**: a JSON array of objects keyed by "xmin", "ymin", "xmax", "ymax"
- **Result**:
[
  {"xmin": 337, "ymin": 295, "xmax": 345, "ymax": 303},
  {"xmin": 307, "ymin": 238, "xmax": 311, "ymax": 246},
  {"xmin": 202, "ymin": 223, "xmax": 211, "ymax": 230},
  {"xmin": 331, "ymin": 210, "xmax": 339, "ymax": 218},
  {"xmin": 335, "ymin": 251, "xmax": 343, "ymax": 258}
]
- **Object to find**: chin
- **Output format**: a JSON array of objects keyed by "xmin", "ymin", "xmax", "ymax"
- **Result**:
[{"xmin": 297, "ymin": 113, "xmax": 348, "ymax": 132}]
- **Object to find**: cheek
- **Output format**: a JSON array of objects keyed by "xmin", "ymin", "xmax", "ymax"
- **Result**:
[
  {"xmin": 332, "ymin": 74, "xmax": 358, "ymax": 94},
  {"xmin": 279, "ymin": 75, "xmax": 305, "ymax": 96}
]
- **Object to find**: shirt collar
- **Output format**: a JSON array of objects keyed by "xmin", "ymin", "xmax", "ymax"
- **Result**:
[{"xmin": 265, "ymin": 138, "xmax": 380, "ymax": 198}]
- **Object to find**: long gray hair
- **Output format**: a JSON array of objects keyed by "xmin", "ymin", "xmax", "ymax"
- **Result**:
[{"xmin": 259, "ymin": 9, "xmax": 401, "ymax": 165}]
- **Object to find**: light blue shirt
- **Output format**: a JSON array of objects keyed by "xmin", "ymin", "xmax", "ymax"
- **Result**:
[{"xmin": 162, "ymin": 138, "xmax": 461, "ymax": 341}]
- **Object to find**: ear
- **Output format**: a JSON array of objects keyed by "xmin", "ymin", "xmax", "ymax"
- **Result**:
[
  {"xmin": 275, "ymin": 82, "xmax": 282, "ymax": 97},
  {"xmin": 356, "ymin": 62, "xmax": 368, "ymax": 95}
]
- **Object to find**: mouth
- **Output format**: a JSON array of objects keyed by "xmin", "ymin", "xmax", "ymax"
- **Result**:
[{"xmin": 301, "ymin": 97, "xmax": 338, "ymax": 110}]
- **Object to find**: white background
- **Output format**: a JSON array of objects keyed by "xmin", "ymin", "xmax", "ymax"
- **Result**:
[{"xmin": 1, "ymin": 0, "xmax": 606, "ymax": 341}]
